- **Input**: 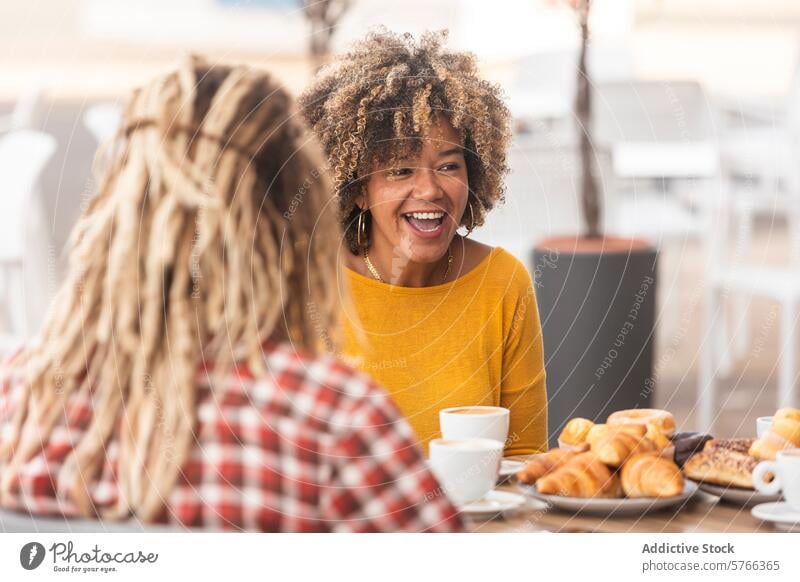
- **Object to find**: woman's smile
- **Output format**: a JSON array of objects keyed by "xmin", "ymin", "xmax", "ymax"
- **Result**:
[{"xmin": 402, "ymin": 209, "xmax": 448, "ymax": 239}]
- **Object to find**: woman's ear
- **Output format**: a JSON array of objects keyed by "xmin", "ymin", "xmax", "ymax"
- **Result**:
[{"xmin": 354, "ymin": 190, "xmax": 365, "ymax": 211}]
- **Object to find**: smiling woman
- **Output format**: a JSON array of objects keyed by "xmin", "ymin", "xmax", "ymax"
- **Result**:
[{"xmin": 300, "ymin": 30, "xmax": 549, "ymax": 455}]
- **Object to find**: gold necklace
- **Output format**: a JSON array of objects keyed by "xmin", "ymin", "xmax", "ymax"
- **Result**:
[{"xmin": 363, "ymin": 246, "xmax": 454, "ymax": 284}]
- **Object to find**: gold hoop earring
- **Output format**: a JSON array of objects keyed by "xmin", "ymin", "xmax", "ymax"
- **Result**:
[
  {"xmin": 465, "ymin": 200, "xmax": 475, "ymax": 236},
  {"xmin": 357, "ymin": 209, "xmax": 368, "ymax": 247}
]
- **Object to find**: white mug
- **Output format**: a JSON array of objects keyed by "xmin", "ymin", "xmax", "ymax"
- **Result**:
[
  {"xmin": 428, "ymin": 438, "xmax": 503, "ymax": 506},
  {"xmin": 753, "ymin": 449, "xmax": 800, "ymax": 510},
  {"xmin": 756, "ymin": 416, "xmax": 773, "ymax": 438},
  {"xmin": 439, "ymin": 406, "xmax": 510, "ymax": 445}
]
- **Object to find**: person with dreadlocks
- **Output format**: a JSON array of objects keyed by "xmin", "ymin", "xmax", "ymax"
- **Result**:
[
  {"xmin": 0, "ymin": 56, "xmax": 464, "ymax": 532},
  {"xmin": 300, "ymin": 30, "xmax": 548, "ymax": 456}
]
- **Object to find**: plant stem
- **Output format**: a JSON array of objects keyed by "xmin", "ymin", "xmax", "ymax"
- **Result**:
[{"xmin": 575, "ymin": 0, "xmax": 602, "ymax": 239}]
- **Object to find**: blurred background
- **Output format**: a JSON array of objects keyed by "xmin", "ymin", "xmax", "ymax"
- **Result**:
[{"xmin": 0, "ymin": 0, "xmax": 798, "ymax": 435}]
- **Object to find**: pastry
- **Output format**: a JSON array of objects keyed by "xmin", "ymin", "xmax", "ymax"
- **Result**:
[
  {"xmin": 703, "ymin": 438, "xmax": 754, "ymax": 455},
  {"xmin": 607, "ymin": 408, "xmax": 676, "ymax": 437},
  {"xmin": 558, "ymin": 417, "xmax": 594, "ymax": 448},
  {"xmin": 774, "ymin": 407, "xmax": 800, "ymax": 423},
  {"xmin": 682, "ymin": 448, "xmax": 758, "ymax": 489},
  {"xmin": 516, "ymin": 446, "xmax": 588, "ymax": 485},
  {"xmin": 771, "ymin": 416, "xmax": 800, "ymax": 445},
  {"xmin": 645, "ymin": 422, "xmax": 675, "ymax": 461},
  {"xmin": 671, "ymin": 431, "xmax": 713, "ymax": 467},
  {"xmin": 586, "ymin": 423, "xmax": 646, "ymax": 448},
  {"xmin": 749, "ymin": 415, "xmax": 800, "ymax": 460},
  {"xmin": 593, "ymin": 431, "xmax": 658, "ymax": 467},
  {"xmin": 536, "ymin": 452, "xmax": 622, "ymax": 498},
  {"xmin": 621, "ymin": 453, "xmax": 684, "ymax": 498},
  {"xmin": 749, "ymin": 434, "xmax": 789, "ymax": 461}
]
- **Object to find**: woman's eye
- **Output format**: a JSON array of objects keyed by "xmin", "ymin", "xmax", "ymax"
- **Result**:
[
  {"xmin": 387, "ymin": 167, "xmax": 412, "ymax": 178},
  {"xmin": 438, "ymin": 163, "xmax": 459, "ymax": 172}
]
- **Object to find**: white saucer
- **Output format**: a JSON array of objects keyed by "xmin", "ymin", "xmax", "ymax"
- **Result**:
[
  {"xmin": 692, "ymin": 481, "xmax": 782, "ymax": 506},
  {"xmin": 751, "ymin": 502, "xmax": 800, "ymax": 531},
  {"xmin": 459, "ymin": 490, "xmax": 526, "ymax": 518},
  {"xmin": 497, "ymin": 459, "xmax": 525, "ymax": 482},
  {"xmin": 522, "ymin": 480, "xmax": 698, "ymax": 517}
]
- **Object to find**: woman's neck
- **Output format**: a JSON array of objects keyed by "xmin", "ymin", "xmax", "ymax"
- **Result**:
[{"xmin": 351, "ymin": 239, "xmax": 454, "ymax": 288}]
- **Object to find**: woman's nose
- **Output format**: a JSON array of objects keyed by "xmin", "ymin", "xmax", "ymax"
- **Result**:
[{"xmin": 412, "ymin": 168, "xmax": 443, "ymax": 200}]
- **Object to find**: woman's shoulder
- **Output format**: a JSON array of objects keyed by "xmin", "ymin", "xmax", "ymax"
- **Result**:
[{"xmin": 461, "ymin": 238, "xmax": 533, "ymax": 289}]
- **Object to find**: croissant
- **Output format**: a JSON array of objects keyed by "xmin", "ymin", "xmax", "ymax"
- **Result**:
[
  {"xmin": 774, "ymin": 408, "xmax": 800, "ymax": 423},
  {"xmin": 558, "ymin": 417, "xmax": 595, "ymax": 447},
  {"xmin": 516, "ymin": 446, "xmax": 588, "ymax": 485},
  {"xmin": 771, "ymin": 416, "xmax": 800, "ymax": 446},
  {"xmin": 749, "ymin": 416, "xmax": 800, "ymax": 460},
  {"xmin": 594, "ymin": 431, "xmax": 658, "ymax": 467},
  {"xmin": 748, "ymin": 433, "xmax": 788, "ymax": 461},
  {"xmin": 621, "ymin": 454, "xmax": 684, "ymax": 498},
  {"xmin": 586, "ymin": 423, "xmax": 646, "ymax": 448},
  {"xmin": 536, "ymin": 452, "xmax": 622, "ymax": 498},
  {"xmin": 645, "ymin": 422, "xmax": 672, "ymax": 450}
]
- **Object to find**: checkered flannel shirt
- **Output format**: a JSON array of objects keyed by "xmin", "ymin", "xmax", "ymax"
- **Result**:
[{"xmin": 0, "ymin": 341, "xmax": 464, "ymax": 532}]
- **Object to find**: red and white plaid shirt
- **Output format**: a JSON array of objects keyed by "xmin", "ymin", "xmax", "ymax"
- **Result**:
[{"xmin": 0, "ymin": 341, "xmax": 464, "ymax": 532}]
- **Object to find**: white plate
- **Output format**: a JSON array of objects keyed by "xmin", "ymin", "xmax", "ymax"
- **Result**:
[
  {"xmin": 693, "ymin": 481, "xmax": 782, "ymax": 506},
  {"xmin": 521, "ymin": 480, "xmax": 698, "ymax": 517},
  {"xmin": 497, "ymin": 459, "xmax": 525, "ymax": 482},
  {"xmin": 751, "ymin": 502, "xmax": 800, "ymax": 531},
  {"xmin": 459, "ymin": 490, "xmax": 527, "ymax": 518}
]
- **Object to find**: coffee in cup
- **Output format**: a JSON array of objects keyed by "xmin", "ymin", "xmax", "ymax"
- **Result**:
[
  {"xmin": 753, "ymin": 449, "xmax": 800, "ymax": 510},
  {"xmin": 439, "ymin": 406, "xmax": 510, "ymax": 444},
  {"xmin": 428, "ymin": 438, "xmax": 503, "ymax": 506}
]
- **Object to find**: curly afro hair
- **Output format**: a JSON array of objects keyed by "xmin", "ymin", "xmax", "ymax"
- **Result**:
[{"xmin": 298, "ymin": 29, "xmax": 512, "ymax": 254}]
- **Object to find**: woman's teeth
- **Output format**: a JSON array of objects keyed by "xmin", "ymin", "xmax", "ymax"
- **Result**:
[
  {"xmin": 408, "ymin": 211, "xmax": 444, "ymax": 220},
  {"xmin": 404, "ymin": 211, "xmax": 445, "ymax": 233}
]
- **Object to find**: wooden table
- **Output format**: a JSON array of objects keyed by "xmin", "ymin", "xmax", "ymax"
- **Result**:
[{"xmin": 471, "ymin": 457, "xmax": 777, "ymax": 533}]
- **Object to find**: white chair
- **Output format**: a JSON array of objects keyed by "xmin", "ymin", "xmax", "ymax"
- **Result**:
[
  {"xmin": 698, "ymin": 191, "xmax": 800, "ymax": 430},
  {"xmin": 0, "ymin": 130, "xmax": 57, "ymax": 351},
  {"xmin": 0, "ymin": 85, "xmax": 42, "ymax": 133},
  {"xmin": 591, "ymin": 81, "xmax": 722, "ymax": 241},
  {"xmin": 83, "ymin": 102, "xmax": 122, "ymax": 145},
  {"xmin": 716, "ymin": 63, "xmax": 800, "ymax": 363}
]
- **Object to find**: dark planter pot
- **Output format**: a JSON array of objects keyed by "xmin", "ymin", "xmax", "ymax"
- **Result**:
[{"xmin": 532, "ymin": 237, "xmax": 659, "ymax": 449}]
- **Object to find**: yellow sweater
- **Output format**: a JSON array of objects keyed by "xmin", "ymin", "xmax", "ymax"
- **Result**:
[{"xmin": 342, "ymin": 247, "xmax": 548, "ymax": 456}]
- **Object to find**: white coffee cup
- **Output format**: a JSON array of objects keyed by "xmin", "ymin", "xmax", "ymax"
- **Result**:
[
  {"xmin": 428, "ymin": 438, "xmax": 503, "ymax": 506},
  {"xmin": 756, "ymin": 416, "xmax": 773, "ymax": 438},
  {"xmin": 753, "ymin": 449, "xmax": 800, "ymax": 510},
  {"xmin": 439, "ymin": 406, "xmax": 510, "ymax": 445}
]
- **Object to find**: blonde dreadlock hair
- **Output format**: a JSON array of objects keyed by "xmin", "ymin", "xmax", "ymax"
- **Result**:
[
  {"xmin": 0, "ymin": 55, "xmax": 340, "ymax": 522},
  {"xmin": 298, "ymin": 29, "xmax": 512, "ymax": 254}
]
